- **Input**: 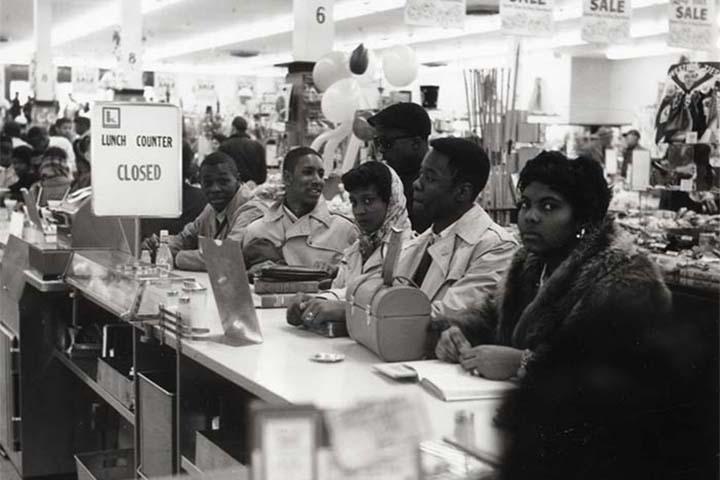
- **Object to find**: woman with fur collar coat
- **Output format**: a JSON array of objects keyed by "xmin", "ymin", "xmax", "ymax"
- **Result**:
[{"xmin": 435, "ymin": 152, "xmax": 672, "ymax": 381}]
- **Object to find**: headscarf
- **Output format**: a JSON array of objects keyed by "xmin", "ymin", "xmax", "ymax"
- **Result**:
[{"xmin": 357, "ymin": 164, "xmax": 411, "ymax": 263}]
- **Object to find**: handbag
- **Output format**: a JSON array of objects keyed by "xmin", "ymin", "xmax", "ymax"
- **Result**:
[{"xmin": 346, "ymin": 228, "xmax": 431, "ymax": 362}]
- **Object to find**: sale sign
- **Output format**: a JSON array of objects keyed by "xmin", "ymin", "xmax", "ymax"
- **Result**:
[
  {"xmin": 500, "ymin": 0, "xmax": 555, "ymax": 37},
  {"xmin": 582, "ymin": 0, "xmax": 632, "ymax": 43},
  {"xmin": 668, "ymin": 0, "xmax": 718, "ymax": 50}
]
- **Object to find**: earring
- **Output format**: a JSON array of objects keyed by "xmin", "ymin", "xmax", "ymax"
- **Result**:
[{"xmin": 576, "ymin": 228, "xmax": 586, "ymax": 239}]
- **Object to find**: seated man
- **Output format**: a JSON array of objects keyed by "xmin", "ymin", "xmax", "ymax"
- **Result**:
[
  {"xmin": 396, "ymin": 137, "xmax": 517, "ymax": 320},
  {"xmin": 242, "ymin": 147, "xmax": 358, "ymax": 271},
  {"xmin": 145, "ymin": 151, "xmax": 265, "ymax": 271}
]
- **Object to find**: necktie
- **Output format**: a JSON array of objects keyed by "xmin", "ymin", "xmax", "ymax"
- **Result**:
[
  {"xmin": 412, "ymin": 235, "xmax": 435, "ymax": 287},
  {"xmin": 214, "ymin": 216, "xmax": 228, "ymax": 239}
]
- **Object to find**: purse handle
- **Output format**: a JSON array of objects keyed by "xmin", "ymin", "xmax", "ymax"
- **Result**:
[{"xmin": 382, "ymin": 227, "xmax": 404, "ymax": 287}]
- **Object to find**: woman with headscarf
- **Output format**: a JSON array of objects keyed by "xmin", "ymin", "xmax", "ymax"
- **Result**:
[{"xmin": 287, "ymin": 161, "xmax": 412, "ymax": 330}]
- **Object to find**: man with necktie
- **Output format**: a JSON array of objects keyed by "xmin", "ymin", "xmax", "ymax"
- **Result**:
[{"xmin": 395, "ymin": 137, "xmax": 518, "ymax": 321}]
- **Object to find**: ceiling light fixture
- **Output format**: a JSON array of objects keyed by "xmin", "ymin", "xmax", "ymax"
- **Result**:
[
  {"xmin": 0, "ymin": 0, "xmax": 188, "ymax": 63},
  {"xmin": 145, "ymin": 0, "xmax": 406, "ymax": 61}
]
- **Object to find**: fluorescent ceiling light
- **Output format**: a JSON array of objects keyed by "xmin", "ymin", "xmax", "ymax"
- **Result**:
[
  {"xmin": 145, "ymin": 0, "xmax": 406, "ymax": 61},
  {"xmin": 0, "ymin": 0, "xmax": 187, "ymax": 63},
  {"xmin": 606, "ymin": 42, "xmax": 685, "ymax": 59}
]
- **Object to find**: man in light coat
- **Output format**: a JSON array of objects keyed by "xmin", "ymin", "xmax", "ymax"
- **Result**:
[
  {"xmin": 242, "ymin": 147, "xmax": 358, "ymax": 271},
  {"xmin": 145, "ymin": 151, "xmax": 266, "ymax": 271},
  {"xmin": 395, "ymin": 137, "xmax": 518, "ymax": 320}
]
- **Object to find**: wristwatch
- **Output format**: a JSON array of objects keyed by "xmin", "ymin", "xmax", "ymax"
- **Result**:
[{"xmin": 517, "ymin": 349, "xmax": 534, "ymax": 379}]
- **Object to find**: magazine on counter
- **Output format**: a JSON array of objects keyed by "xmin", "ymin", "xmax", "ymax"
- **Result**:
[{"xmin": 374, "ymin": 360, "xmax": 516, "ymax": 402}]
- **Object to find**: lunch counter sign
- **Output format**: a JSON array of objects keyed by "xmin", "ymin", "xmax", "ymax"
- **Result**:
[{"xmin": 92, "ymin": 102, "xmax": 182, "ymax": 217}]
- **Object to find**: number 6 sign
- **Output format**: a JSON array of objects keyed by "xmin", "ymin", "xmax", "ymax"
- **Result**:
[{"xmin": 293, "ymin": 0, "xmax": 335, "ymax": 61}]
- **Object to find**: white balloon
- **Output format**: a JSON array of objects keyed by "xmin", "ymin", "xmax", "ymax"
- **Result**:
[
  {"xmin": 312, "ymin": 51, "xmax": 351, "ymax": 92},
  {"xmin": 321, "ymin": 78, "xmax": 362, "ymax": 123},
  {"xmin": 382, "ymin": 45, "xmax": 419, "ymax": 87}
]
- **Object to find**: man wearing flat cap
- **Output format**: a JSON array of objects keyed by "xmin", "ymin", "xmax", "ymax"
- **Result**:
[
  {"xmin": 391, "ymin": 137, "xmax": 517, "ymax": 322},
  {"xmin": 368, "ymin": 102, "xmax": 431, "ymax": 232}
]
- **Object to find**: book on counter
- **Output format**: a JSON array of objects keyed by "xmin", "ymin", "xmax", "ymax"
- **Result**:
[
  {"xmin": 373, "ymin": 360, "xmax": 516, "ymax": 402},
  {"xmin": 253, "ymin": 279, "xmax": 320, "ymax": 294},
  {"xmin": 253, "ymin": 293, "xmax": 297, "ymax": 308}
]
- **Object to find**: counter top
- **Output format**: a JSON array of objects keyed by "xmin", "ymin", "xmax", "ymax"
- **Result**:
[{"xmin": 102, "ymin": 267, "xmax": 504, "ymax": 455}]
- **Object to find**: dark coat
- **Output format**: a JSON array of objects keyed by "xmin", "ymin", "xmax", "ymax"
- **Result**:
[{"xmin": 449, "ymin": 217, "xmax": 672, "ymax": 356}]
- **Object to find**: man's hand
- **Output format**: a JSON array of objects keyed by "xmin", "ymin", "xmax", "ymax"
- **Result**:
[
  {"xmin": 313, "ymin": 261, "xmax": 339, "ymax": 278},
  {"xmin": 248, "ymin": 260, "xmax": 277, "ymax": 278},
  {"xmin": 435, "ymin": 326, "xmax": 472, "ymax": 363},
  {"xmin": 459, "ymin": 345, "xmax": 524, "ymax": 380},
  {"xmin": 287, "ymin": 293, "xmax": 315, "ymax": 326},
  {"xmin": 301, "ymin": 299, "xmax": 346, "ymax": 329}
]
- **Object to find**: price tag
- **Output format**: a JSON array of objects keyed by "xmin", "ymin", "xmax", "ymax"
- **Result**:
[{"xmin": 293, "ymin": 0, "xmax": 335, "ymax": 61}]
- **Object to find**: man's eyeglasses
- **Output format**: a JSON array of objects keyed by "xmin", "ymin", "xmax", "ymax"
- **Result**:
[{"xmin": 372, "ymin": 135, "xmax": 415, "ymax": 152}]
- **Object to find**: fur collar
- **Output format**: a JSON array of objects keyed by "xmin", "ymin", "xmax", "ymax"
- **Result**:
[{"xmin": 496, "ymin": 217, "xmax": 639, "ymax": 349}]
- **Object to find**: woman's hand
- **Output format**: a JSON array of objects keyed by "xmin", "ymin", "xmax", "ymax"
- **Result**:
[
  {"xmin": 301, "ymin": 299, "xmax": 346, "ymax": 329},
  {"xmin": 459, "ymin": 345, "xmax": 524, "ymax": 380},
  {"xmin": 435, "ymin": 326, "xmax": 471, "ymax": 363}
]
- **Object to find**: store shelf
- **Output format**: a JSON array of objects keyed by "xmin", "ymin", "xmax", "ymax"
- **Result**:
[{"xmin": 53, "ymin": 350, "xmax": 135, "ymax": 425}]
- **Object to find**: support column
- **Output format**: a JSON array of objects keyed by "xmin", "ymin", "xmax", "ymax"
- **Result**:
[
  {"xmin": 31, "ymin": 0, "xmax": 54, "ymax": 101},
  {"xmin": 118, "ymin": 0, "xmax": 143, "ymax": 90}
]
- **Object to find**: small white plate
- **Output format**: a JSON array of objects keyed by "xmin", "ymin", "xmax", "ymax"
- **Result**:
[{"xmin": 310, "ymin": 353, "xmax": 345, "ymax": 363}]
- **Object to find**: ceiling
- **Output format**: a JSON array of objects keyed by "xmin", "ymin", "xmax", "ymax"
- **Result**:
[{"xmin": 0, "ymin": 0, "xmax": 714, "ymax": 76}]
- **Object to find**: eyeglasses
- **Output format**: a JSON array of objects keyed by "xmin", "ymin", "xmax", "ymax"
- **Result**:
[{"xmin": 372, "ymin": 135, "xmax": 415, "ymax": 152}]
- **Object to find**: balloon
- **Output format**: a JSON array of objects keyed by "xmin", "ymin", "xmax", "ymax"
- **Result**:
[
  {"xmin": 322, "ymin": 122, "xmax": 353, "ymax": 172},
  {"xmin": 321, "ymin": 78, "xmax": 362, "ymax": 123},
  {"xmin": 350, "ymin": 44, "xmax": 369, "ymax": 75},
  {"xmin": 382, "ymin": 45, "xmax": 418, "ymax": 87},
  {"xmin": 312, "ymin": 51, "xmax": 351, "ymax": 92},
  {"xmin": 342, "ymin": 134, "xmax": 363, "ymax": 172}
]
